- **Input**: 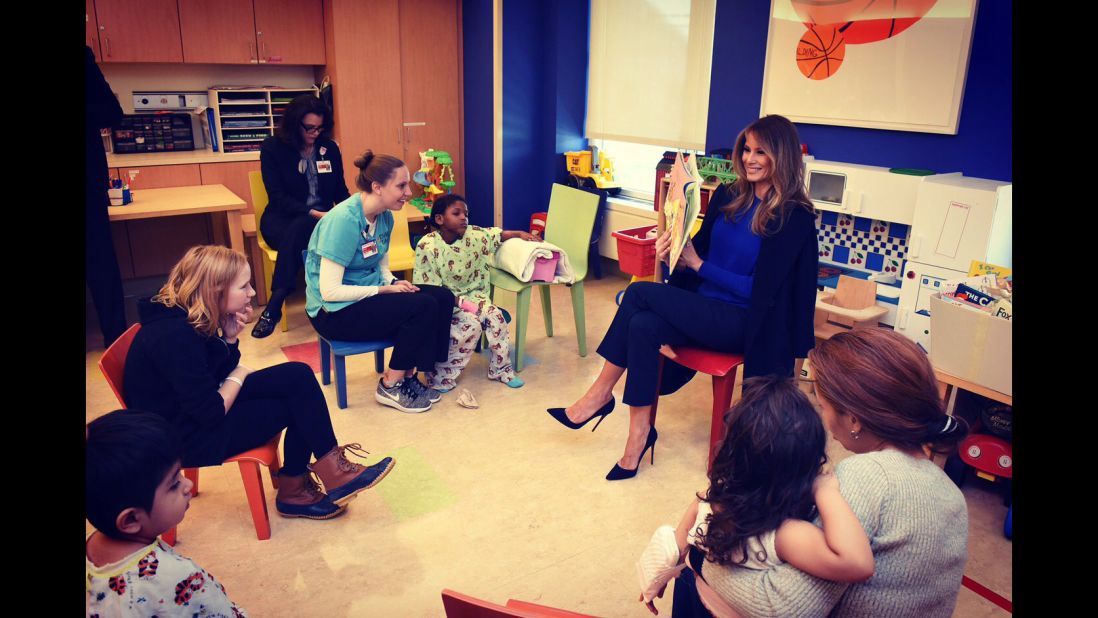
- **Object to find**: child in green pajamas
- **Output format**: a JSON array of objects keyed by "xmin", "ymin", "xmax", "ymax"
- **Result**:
[{"xmin": 413, "ymin": 194, "xmax": 535, "ymax": 391}]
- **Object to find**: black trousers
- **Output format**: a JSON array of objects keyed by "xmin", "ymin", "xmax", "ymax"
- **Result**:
[
  {"xmin": 309, "ymin": 284, "xmax": 455, "ymax": 371},
  {"xmin": 85, "ymin": 189, "xmax": 128, "ymax": 347},
  {"xmin": 596, "ymin": 282, "xmax": 747, "ymax": 406},
  {"xmin": 184, "ymin": 362, "xmax": 338, "ymax": 476},
  {"xmin": 261, "ymin": 212, "xmax": 319, "ymax": 292}
]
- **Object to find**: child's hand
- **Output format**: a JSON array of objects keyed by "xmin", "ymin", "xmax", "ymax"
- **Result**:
[
  {"xmin": 514, "ymin": 231, "xmax": 536, "ymax": 241},
  {"xmin": 813, "ymin": 469, "xmax": 839, "ymax": 498}
]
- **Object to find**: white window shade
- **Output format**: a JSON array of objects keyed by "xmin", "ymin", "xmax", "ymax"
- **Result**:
[{"xmin": 587, "ymin": 0, "xmax": 716, "ymax": 152}]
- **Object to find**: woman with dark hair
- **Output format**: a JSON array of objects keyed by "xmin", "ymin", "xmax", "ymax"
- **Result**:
[
  {"xmin": 304, "ymin": 151, "xmax": 456, "ymax": 414},
  {"xmin": 661, "ymin": 328, "xmax": 970, "ymax": 617},
  {"xmin": 547, "ymin": 115, "xmax": 819, "ymax": 480},
  {"xmin": 124, "ymin": 245, "xmax": 396, "ymax": 521},
  {"xmin": 252, "ymin": 94, "xmax": 351, "ymax": 338}
]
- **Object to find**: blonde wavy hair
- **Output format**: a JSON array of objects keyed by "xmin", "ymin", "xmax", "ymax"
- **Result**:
[
  {"xmin": 721, "ymin": 114, "xmax": 813, "ymax": 235},
  {"xmin": 151, "ymin": 245, "xmax": 249, "ymax": 337}
]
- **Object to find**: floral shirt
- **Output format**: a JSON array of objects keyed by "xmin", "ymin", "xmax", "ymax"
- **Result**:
[
  {"xmin": 414, "ymin": 226, "xmax": 502, "ymax": 305},
  {"xmin": 87, "ymin": 537, "xmax": 247, "ymax": 617}
]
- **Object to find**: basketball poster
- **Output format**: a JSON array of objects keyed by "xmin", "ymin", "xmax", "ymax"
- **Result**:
[{"xmin": 760, "ymin": 0, "xmax": 978, "ymax": 134}]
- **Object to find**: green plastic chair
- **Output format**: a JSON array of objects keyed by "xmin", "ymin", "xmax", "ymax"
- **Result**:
[{"xmin": 490, "ymin": 183, "xmax": 600, "ymax": 372}]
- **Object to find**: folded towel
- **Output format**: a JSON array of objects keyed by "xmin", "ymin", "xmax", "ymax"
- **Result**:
[{"xmin": 492, "ymin": 239, "xmax": 575, "ymax": 283}]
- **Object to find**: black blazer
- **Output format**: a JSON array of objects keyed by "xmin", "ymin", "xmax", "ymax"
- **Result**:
[
  {"xmin": 124, "ymin": 299, "xmax": 242, "ymax": 467},
  {"xmin": 664, "ymin": 184, "xmax": 818, "ymax": 386},
  {"xmin": 259, "ymin": 135, "xmax": 351, "ymax": 230}
]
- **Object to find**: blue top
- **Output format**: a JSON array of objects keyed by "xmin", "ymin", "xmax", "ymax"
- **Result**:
[
  {"xmin": 305, "ymin": 192, "xmax": 394, "ymax": 317},
  {"xmin": 696, "ymin": 196, "xmax": 762, "ymax": 307}
]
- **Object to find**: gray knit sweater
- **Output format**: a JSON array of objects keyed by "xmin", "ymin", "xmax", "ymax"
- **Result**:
[{"xmin": 701, "ymin": 449, "xmax": 968, "ymax": 617}]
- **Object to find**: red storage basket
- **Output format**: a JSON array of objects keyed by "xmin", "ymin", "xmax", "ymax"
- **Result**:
[{"xmin": 612, "ymin": 225, "xmax": 657, "ymax": 278}]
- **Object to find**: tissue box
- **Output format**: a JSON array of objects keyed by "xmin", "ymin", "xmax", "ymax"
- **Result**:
[
  {"xmin": 929, "ymin": 294, "xmax": 1012, "ymax": 396},
  {"xmin": 530, "ymin": 251, "xmax": 561, "ymax": 282}
]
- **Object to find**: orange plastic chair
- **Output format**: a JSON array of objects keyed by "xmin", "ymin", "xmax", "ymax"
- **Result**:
[
  {"xmin": 651, "ymin": 346, "xmax": 745, "ymax": 469},
  {"xmin": 97, "ymin": 323, "xmax": 283, "ymax": 543},
  {"xmin": 440, "ymin": 589, "xmax": 596, "ymax": 618}
]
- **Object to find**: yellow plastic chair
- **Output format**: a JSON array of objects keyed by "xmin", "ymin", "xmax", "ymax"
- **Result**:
[
  {"xmin": 248, "ymin": 171, "xmax": 288, "ymax": 332},
  {"xmin": 389, "ymin": 205, "xmax": 416, "ymax": 278},
  {"xmin": 489, "ymin": 183, "xmax": 600, "ymax": 372}
]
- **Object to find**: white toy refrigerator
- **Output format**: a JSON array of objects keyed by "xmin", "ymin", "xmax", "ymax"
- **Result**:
[{"xmin": 894, "ymin": 176, "xmax": 1012, "ymax": 352}]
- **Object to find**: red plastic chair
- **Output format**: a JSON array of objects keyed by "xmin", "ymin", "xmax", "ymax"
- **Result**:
[
  {"xmin": 441, "ymin": 589, "xmax": 596, "ymax": 618},
  {"xmin": 651, "ymin": 345, "xmax": 745, "ymax": 469},
  {"xmin": 97, "ymin": 323, "xmax": 282, "ymax": 543}
]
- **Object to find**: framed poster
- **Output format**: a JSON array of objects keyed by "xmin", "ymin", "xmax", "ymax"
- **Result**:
[{"xmin": 760, "ymin": 0, "xmax": 978, "ymax": 134}]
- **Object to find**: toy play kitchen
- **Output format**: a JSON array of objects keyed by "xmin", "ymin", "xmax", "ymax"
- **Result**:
[
  {"xmin": 805, "ymin": 159, "xmax": 960, "ymax": 328},
  {"xmin": 894, "ymin": 177, "xmax": 1012, "ymax": 352}
]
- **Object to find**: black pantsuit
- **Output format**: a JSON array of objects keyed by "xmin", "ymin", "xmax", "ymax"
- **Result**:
[
  {"xmin": 261, "ymin": 213, "xmax": 319, "ymax": 291},
  {"xmin": 597, "ymin": 282, "xmax": 747, "ymax": 407}
]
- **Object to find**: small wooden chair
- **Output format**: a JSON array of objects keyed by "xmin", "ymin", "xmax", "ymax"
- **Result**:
[{"xmin": 814, "ymin": 275, "xmax": 887, "ymax": 340}]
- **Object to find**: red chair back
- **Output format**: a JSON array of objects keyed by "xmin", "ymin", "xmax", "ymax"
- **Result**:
[
  {"xmin": 97, "ymin": 324, "xmax": 142, "ymax": 407},
  {"xmin": 441, "ymin": 589, "xmax": 593, "ymax": 618}
]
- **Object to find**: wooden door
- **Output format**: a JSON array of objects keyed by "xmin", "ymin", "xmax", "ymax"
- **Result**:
[
  {"xmin": 95, "ymin": 0, "xmax": 184, "ymax": 63},
  {"xmin": 180, "ymin": 0, "xmax": 258, "ymax": 64},
  {"xmin": 254, "ymin": 0, "xmax": 325, "ymax": 65},
  {"xmin": 325, "ymin": 0, "xmax": 404, "ymax": 188},
  {"xmin": 118, "ymin": 165, "xmax": 211, "ymax": 278},
  {"xmin": 398, "ymin": 0, "xmax": 464, "ymax": 197},
  {"xmin": 86, "ymin": 0, "xmax": 102, "ymax": 60}
]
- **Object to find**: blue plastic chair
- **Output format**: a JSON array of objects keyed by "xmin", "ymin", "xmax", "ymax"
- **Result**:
[{"xmin": 318, "ymin": 335, "xmax": 394, "ymax": 409}]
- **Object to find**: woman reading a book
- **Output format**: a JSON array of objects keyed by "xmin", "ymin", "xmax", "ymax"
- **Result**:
[
  {"xmin": 546, "ymin": 114, "xmax": 818, "ymax": 480},
  {"xmin": 252, "ymin": 95, "xmax": 351, "ymax": 338}
]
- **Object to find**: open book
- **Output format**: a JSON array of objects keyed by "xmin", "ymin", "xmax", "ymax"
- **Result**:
[{"xmin": 664, "ymin": 151, "xmax": 704, "ymax": 270}]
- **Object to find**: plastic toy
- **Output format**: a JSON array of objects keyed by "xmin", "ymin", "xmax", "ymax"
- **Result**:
[
  {"xmin": 411, "ymin": 149, "xmax": 456, "ymax": 213},
  {"xmin": 945, "ymin": 432, "xmax": 1012, "ymax": 507},
  {"xmin": 565, "ymin": 146, "xmax": 621, "ymax": 194}
]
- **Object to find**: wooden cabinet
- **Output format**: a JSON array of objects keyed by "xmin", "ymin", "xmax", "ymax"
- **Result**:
[
  {"xmin": 179, "ymin": 0, "xmax": 258, "ymax": 64},
  {"xmin": 94, "ymin": 0, "xmax": 183, "ymax": 63},
  {"xmin": 324, "ymin": 0, "xmax": 463, "ymax": 195},
  {"xmin": 208, "ymin": 87, "xmax": 318, "ymax": 153},
  {"xmin": 254, "ymin": 0, "xmax": 326, "ymax": 65},
  {"xmin": 86, "ymin": 0, "xmax": 102, "ymax": 60},
  {"xmin": 179, "ymin": 0, "xmax": 324, "ymax": 65}
]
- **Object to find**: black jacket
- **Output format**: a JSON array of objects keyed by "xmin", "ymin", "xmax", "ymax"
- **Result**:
[
  {"xmin": 85, "ymin": 46, "xmax": 123, "ymax": 197},
  {"xmin": 259, "ymin": 135, "xmax": 351, "ymax": 231},
  {"xmin": 662, "ymin": 184, "xmax": 818, "ymax": 389},
  {"xmin": 124, "ymin": 299, "xmax": 241, "ymax": 466}
]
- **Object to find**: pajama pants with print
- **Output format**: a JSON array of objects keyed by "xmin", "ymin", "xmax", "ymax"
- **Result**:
[{"xmin": 426, "ymin": 304, "xmax": 514, "ymax": 389}]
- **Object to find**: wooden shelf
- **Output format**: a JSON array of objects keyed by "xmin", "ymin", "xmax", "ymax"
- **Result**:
[{"xmin": 208, "ymin": 86, "xmax": 317, "ymax": 152}]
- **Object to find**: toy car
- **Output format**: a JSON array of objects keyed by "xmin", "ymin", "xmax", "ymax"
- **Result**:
[{"xmin": 565, "ymin": 147, "xmax": 621, "ymax": 194}]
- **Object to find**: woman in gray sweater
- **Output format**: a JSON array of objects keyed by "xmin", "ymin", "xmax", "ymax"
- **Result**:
[{"xmin": 668, "ymin": 328, "xmax": 969, "ymax": 617}]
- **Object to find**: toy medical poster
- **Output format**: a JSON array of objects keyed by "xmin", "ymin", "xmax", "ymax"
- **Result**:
[
  {"xmin": 760, "ymin": 0, "xmax": 977, "ymax": 134},
  {"xmin": 663, "ymin": 151, "xmax": 703, "ymax": 270}
]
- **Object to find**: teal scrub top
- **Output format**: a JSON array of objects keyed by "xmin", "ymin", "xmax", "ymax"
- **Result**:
[{"xmin": 305, "ymin": 192, "xmax": 394, "ymax": 317}]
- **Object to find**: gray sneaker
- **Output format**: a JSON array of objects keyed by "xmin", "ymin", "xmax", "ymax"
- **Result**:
[
  {"xmin": 406, "ymin": 377, "xmax": 443, "ymax": 403},
  {"xmin": 375, "ymin": 379, "xmax": 432, "ymax": 413}
]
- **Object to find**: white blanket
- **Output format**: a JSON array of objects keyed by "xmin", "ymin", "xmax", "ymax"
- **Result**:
[{"xmin": 492, "ymin": 239, "xmax": 576, "ymax": 284}]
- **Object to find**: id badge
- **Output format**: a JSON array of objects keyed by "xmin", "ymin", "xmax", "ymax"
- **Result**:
[
  {"xmin": 317, "ymin": 160, "xmax": 333, "ymax": 173},
  {"xmin": 361, "ymin": 240, "xmax": 378, "ymax": 258}
]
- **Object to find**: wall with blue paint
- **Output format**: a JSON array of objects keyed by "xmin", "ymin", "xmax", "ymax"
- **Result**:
[
  {"xmin": 462, "ymin": 0, "xmax": 495, "ymax": 228},
  {"xmin": 704, "ymin": 1, "xmax": 1012, "ymax": 181},
  {"xmin": 462, "ymin": 0, "xmax": 1010, "ymax": 230}
]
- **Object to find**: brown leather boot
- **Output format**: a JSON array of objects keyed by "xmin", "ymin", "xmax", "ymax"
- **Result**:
[
  {"xmin": 274, "ymin": 473, "xmax": 346, "ymax": 520},
  {"xmin": 309, "ymin": 444, "xmax": 396, "ymax": 506}
]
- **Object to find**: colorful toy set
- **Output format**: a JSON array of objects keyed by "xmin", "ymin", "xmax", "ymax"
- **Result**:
[{"xmin": 411, "ymin": 149, "xmax": 456, "ymax": 213}]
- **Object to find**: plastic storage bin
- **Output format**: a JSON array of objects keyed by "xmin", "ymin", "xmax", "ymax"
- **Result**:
[
  {"xmin": 612, "ymin": 225, "xmax": 658, "ymax": 278},
  {"xmin": 530, "ymin": 251, "xmax": 561, "ymax": 282}
]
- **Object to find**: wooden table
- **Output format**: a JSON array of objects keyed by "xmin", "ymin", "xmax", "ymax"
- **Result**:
[
  {"xmin": 934, "ymin": 367, "xmax": 1013, "ymax": 407},
  {"xmin": 108, "ymin": 184, "xmax": 247, "ymax": 254}
]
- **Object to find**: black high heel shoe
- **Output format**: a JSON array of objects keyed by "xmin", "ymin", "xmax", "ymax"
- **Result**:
[
  {"xmin": 546, "ymin": 396, "xmax": 615, "ymax": 432},
  {"xmin": 606, "ymin": 427, "xmax": 658, "ymax": 481}
]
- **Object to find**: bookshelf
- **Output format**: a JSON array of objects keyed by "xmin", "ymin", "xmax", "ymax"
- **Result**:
[{"xmin": 207, "ymin": 86, "xmax": 319, "ymax": 153}]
